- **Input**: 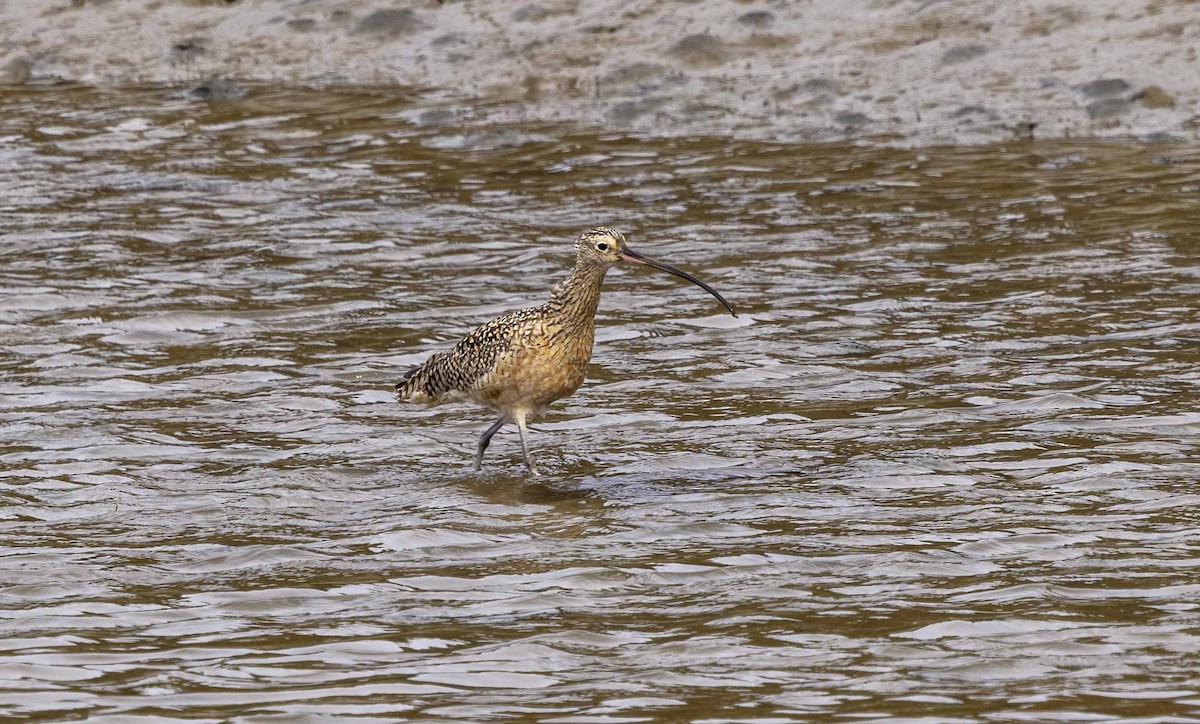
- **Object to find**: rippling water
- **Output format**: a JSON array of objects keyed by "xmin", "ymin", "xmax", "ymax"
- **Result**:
[{"xmin": 2, "ymin": 84, "xmax": 1200, "ymax": 720}]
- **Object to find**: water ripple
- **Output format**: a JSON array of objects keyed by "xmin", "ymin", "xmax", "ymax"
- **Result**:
[{"xmin": 0, "ymin": 84, "xmax": 1197, "ymax": 720}]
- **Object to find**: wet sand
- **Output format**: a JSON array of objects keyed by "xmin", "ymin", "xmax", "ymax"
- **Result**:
[{"xmin": 3, "ymin": 0, "xmax": 1197, "ymax": 144}]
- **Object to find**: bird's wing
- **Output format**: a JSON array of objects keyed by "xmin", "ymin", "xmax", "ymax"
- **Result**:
[{"xmin": 395, "ymin": 310, "xmax": 527, "ymax": 404}]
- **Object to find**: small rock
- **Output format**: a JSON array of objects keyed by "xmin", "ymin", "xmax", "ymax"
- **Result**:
[
  {"xmin": 186, "ymin": 79, "xmax": 245, "ymax": 100},
  {"xmin": 513, "ymin": 4, "xmax": 553, "ymax": 22},
  {"xmin": 431, "ymin": 33, "xmax": 467, "ymax": 47},
  {"xmin": 416, "ymin": 109, "xmax": 457, "ymax": 126},
  {"xmin": 681, "ymin": 101, "xmax": 731, "ymax": 118},
  {"xmin": 737, "ymin": 11, "xmax": 775, "ymax": 29},
  {"xmin": 287, "ymin": 18, "xmax": 316, "ymax": 32},
  {"xmin": 941, "ymin": 44, "xmax": 988, "ymax": 64},
  {"xmin": 952, "ymin": 105, "xmax": 996, "ymax": 121},
  {"xmin": 799, "ymin": 78, "xmax": 839, "ymax": 94},
  {"xmin": 668, "ymin": 33, "xmax": 727, "ymax": 67},
  {"xmin": 1087, "ymin": 98, "xmax": 1131, "ymax": 120},
  {"xmin": 833, "ymin": 111, "xmax": 870, "ymax": 129},
  {"xmin": 0, "ymin": 58, "xmax": 31, "ymax": 85},
  {"xmin": 1136, "ymin": 85, "xmax": 1175, "ymax": 109},
  {"xmin": 354, "ymin": 9, "xmax": 421, "ymax": 36},
  {"xmin": 606, "ymin": 62, "xmax": 668, "ymax": 85},
  {"xmin": 1078, "ymin": 78, "xmax": 1130, "ymax": 99},
  {"xmin": 170, "ymin": 39, "xmax": 206, "ymax": 63}
]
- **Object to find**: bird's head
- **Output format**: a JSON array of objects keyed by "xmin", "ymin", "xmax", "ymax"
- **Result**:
[
  {"xmin": 574, "ymin": 226, "xmax": 736, "ymax": 316},
  {"xmin": 575, "ymin": 226, "xmax": 628, "ymax": 266}
]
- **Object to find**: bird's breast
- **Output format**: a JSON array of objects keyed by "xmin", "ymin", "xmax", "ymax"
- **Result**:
[{"xmin": 474, "ymin": 319, "xmax": 595, "ymax": 412}]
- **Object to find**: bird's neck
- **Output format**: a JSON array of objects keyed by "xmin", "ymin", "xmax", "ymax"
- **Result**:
[{"xmin": 548, "ymin": 262, "xmax": 609, "ymax": 321}]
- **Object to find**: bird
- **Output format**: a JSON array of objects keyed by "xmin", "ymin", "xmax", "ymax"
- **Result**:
[{"xmin": 395, "ymin": 227, "xmax": 736, "ymax": 475}]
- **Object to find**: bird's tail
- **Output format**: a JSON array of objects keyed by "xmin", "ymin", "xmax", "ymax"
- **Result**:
[{"xmin": 395, "ymin": 352, "xmax": 449, "ymax": 404}]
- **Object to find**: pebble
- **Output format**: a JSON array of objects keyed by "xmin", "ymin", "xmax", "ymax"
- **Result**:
[
  {"xmin": 1136, "ymin": 85, "xmax": 1175, "ymax": 109},
  {"xmin": 941, "ymin": 44, "xmax": 988, "ymax": 64},
  {"xmin": 737, "ymin": 11, "xmax": 775, "ymax": 29},
  {"xmin": 1086, "ymin": 98, "xmax": 1131, "ymax": 120},
  {"xmin": 0, "ymin": 58, "xmax": 31, "ymax": 84},
  {"xmin": 668, "ymin": 34, "xmax": 727, "ymax": 67},
  {"xmin": 170, "ymin": 39, "xmax": 206, "ymax": 63},
  {"xmin": 833, "ymin": 111, "xmax": 870, "ymax": 129},
  {"xmin": 186, "ymin": 79, "xmax": 245, "ymax": 101},
  {"xmin": 416, "ymin": 109, "xmax": 457, "ymax": 126},
  {"xmin": 1078, "ymin": 78, "xmax": 1130, "ymax": 99},
  {"xmin": 799, "ymin": 78, "xmax": 839, "ymax": 94},
  {"xmin": 952, "ymin": 105, "xmax": 995, "ymax": 121},
  {"xmin": 354, "ymin": 9, "xmax": 421, "ymax": 36},
  {"xmin": 512, "ymin": 5, "xmax": 554, "ymax": 22}
]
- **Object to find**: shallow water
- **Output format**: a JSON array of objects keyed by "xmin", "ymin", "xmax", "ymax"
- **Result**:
[{"xmin": 2, "ymin": 84, "xmax": 1199, "ymax": 721}]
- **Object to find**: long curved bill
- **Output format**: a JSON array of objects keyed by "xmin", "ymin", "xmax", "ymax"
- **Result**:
[{"xmin": 620, "ymin": 247, "xmax": 737, "ymax": 317}]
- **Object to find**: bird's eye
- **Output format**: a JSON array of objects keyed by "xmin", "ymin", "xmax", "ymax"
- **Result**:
[{"xmin": 596, "ymin": 243, "xmax": 609, "ymax": 251}]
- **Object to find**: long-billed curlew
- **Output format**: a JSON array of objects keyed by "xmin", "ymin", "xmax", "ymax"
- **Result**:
[{"xmin": 396, "ymin": 227, "xmax": 736, "ymax": 475}]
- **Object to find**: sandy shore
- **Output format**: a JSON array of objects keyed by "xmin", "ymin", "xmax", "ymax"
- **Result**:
[{"xmin": 3, "ymin": 0, "xmax": 1197, "ymax": 144}]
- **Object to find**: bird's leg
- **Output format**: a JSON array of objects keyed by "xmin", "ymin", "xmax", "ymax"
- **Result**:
[
  {"xmin": 513, "ymin": 411, "xmax": 539, "ymax": 476},
  {"xmin": 475, "ymin": 416, "xmax": 507, "ymax": 471}
]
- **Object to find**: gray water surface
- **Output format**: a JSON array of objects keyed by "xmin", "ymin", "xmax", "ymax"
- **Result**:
[{"xmin": 2, "ymin": 85, "xmax": 1199, "ymax": 721}]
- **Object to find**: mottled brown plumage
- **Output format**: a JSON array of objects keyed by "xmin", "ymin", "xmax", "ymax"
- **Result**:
[{"xmin": 396, "ymin": 227, "xmax": 735, "ymax": 474}]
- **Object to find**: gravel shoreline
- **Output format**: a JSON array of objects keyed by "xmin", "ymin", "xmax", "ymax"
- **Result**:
[{"xmin": 4, "ymin": 0, "xmax": 1198, "ymax": 144}]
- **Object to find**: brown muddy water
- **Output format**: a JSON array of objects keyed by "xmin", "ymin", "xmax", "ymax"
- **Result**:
[{"xmin": 1, "ymin": 84, "xmax": 1199, "ymax": 721}]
